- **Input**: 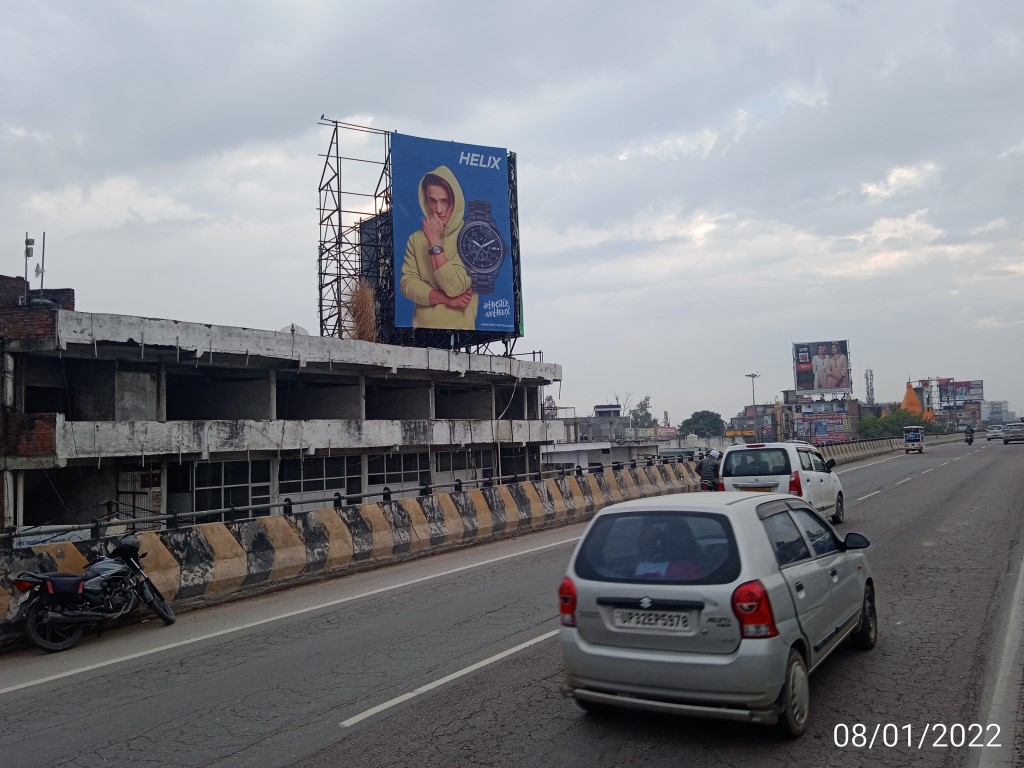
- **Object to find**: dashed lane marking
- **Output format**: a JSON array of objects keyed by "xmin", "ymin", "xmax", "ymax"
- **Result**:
[{"xmin": 339, "ymin": 629, "xmax": 560, "ymax": 728}]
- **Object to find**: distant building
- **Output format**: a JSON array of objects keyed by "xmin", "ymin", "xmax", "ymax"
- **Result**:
[{"xmin": 982, "ymin": 401, "xmax": 1016, "ymax": 424}]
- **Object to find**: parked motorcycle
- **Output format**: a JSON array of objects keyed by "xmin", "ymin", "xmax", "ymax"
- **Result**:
[{"xmin": 12, "ymin": 534, "xmax": 175, "ymax": 652}]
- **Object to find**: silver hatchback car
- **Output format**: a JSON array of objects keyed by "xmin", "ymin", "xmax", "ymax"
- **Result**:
[{"xmin": 559, "ymin": 492, "xmax": 876, "ymax": 737}]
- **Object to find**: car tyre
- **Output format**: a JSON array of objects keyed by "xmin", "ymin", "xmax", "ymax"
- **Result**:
[
  {"xmin": 851, "ymin": 584, "xmax": 878, "ymax": 650},
  {"xmin": 830, "ymin": 494, "xmax": 844, "ymax": 525},
  {"xmin": 776, "ymin": 649, "xmax": 809, "ymax": 738}
]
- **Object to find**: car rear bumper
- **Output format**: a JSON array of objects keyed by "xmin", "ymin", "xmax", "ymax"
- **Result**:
[
  {"xmin": 560, "ymin": 629, "xmax": 790, "ymax": 716},
  {"xmin": 561, "ymin": 683, "xmax": 780, "ymax": 724}
]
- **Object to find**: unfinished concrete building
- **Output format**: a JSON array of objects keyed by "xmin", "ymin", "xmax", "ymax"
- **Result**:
[{"xmin": 0, "ymin": 276, "xmax": 562, "ymax": 531}]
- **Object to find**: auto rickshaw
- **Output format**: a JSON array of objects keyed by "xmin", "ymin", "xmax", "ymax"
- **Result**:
[{"xmin": 903, "ymin": 426, "xmax": 924, "ymax": 454}]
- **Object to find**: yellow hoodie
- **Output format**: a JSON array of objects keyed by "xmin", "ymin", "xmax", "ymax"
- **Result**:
[{"xmin": 399, "ymin": 165, "xmax": 478, "ymax": 329}]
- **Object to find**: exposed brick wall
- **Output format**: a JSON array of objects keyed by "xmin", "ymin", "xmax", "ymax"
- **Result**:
[
  {"xmin": 0, "ymin": 308, "xmax": 58, "ymax": 340},
  {"xmin": 2, "ymin": 412, "xmax": 56, "ymax": 456},
  {"xmin": 0, "ymin": 275, "xmax": 74, "ymax": 311}
]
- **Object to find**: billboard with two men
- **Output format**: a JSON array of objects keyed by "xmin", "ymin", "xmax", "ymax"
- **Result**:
[
  {"xmin": 938, "ymin": 378, "xmax": 984, "ymax": 408},
  {"xmin": 793, "ymin": 340, "xmax": 852, "ymax": 395},
  {"xmin": 390, "ymin": 132, "xmax": 518, "ymax": 334}
]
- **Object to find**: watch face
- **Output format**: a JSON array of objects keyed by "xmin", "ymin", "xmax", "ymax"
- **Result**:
[{"xmin": 458, "ymin": 222, "xmax": 505, "ymax": 272}]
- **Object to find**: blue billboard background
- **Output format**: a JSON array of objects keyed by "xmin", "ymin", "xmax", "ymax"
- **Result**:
[{"xmin": 391, "ymin": 133, "xmax": 515, "ymax": 332}]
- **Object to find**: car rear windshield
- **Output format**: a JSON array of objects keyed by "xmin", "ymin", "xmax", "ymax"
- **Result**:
[
  {"xmin": 574, "ymin": 512, "xmax": 741, "ymax": 585},
  {"xmin": 722, "ymin": 448, "xmax": 792, "ymax": 477}
]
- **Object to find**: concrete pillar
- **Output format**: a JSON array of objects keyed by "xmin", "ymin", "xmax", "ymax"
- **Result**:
[
  {"xmin": 1, "ymin": 470, "xmax": 13, "ymax": 529},
  {"xmin": 268, "ymin": 370, "xmax": 277, "ymax": 421},
  {"xmin": 157, "ymin": 362, "xmax": 167, "ymax": 422}
]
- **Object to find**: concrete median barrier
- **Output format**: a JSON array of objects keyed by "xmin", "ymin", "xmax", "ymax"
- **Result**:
[{"xmin": 0, "ymin": 461, "xmax": 702, "ymax": 650}]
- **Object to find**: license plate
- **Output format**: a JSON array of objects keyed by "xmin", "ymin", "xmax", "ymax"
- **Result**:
[
  {"xmin": 613, "ymin": 609, "xmax": 692, "ymax": 631},
  {"xmin": 742, "ymin": 486, "xmax": 773, "ymax": 492}
]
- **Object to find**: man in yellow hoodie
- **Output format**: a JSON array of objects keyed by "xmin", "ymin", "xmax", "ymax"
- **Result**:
[{"xmin": 399, "ymin": 166, "xmax": 477, "ymax": 329}]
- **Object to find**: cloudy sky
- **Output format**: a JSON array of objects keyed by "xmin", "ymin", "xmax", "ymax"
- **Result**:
[{"xmin": 2, "ymin": 1, "xmax": 1022, "ymax": 424}]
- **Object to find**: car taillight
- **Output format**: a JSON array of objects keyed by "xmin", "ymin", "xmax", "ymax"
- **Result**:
[
  {"xmin": 717, "ymin": 478, "xmax": 725, "ymax": 491},
  {"xmin": 558, "ymin": 576, "xmax": 577, "ymax": 627},
  {"xmin": 788, "ymin": 471, "xmax": 802, "ymax": 497},
  {"xmin": 13, "ymin": 579, "xmax": 35, "ymax": 593},
  {"xmin": 731, "ymin": 580, "xmax": 779, "ymax": 638}
]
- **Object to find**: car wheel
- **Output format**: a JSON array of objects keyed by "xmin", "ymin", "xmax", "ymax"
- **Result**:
[
  {"xmin": 776, "ymin": 649, "xmax": 809, "ymax": 738},
  {"xmin": 851, "ymin": 585, "xmax": 878, "ymax": 650},
  {"xmin": 830, "ymin": 494, "xmax": 844, "ymax": 525},
  {"xmin": 1004, "ymin": 440, "xmax": 1010, "ymax": 445}
]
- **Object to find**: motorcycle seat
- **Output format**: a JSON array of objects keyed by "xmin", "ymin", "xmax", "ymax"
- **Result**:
[{"xmin": 43, "ymin": 574, "xmax": 89, "ymax": 593}]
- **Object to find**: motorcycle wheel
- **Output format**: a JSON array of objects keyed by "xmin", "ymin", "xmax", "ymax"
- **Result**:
[
  {"xmin": 24, "ymin": 601, "xmax": 84, "ymax": 653},
  {"xmin": 142, "ymin": 580, "xmax": 176, "ymax": 625}
]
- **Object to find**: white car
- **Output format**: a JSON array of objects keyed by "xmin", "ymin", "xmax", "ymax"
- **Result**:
[
  {"xmin": 719, "ymin": 442, "xmax": 845, "ymax": 524},
  {"xmin": 986, "ymin": 425, "xmax": 1004, "ymax": 441}
]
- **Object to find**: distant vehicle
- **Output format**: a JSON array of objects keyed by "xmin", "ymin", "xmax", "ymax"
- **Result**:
[
  {"xmin": 986, "ymin": 425, "xmax": 1004, "ymax": 441},
  {"xmin": 719, "ymin": 442, "xmax": 844, "ymax": 524},
  {"xmin": 903, "ymin": 426, "xmax": 925, "ymax": 454},
  {"xmin": 558, "ymin": 492, "xmax": 876, "ymax": 737},
  {"xmin": 1003, "ymin": 423, "xmax": 1024, "ymax": 445}
]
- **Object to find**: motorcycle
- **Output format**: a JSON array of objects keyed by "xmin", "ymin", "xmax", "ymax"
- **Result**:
[
  {"xmin": 12, "ymin": 534, "xmax": 175, "ymax": 652},
  {"xmin": 965, "ymin": 433, "xmax": 974, "ymax": 446}
]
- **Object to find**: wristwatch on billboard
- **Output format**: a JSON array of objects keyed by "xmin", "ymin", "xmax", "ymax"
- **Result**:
[{"xmin": 458, "ymin": 200, "xmax": 506, "ymax": 295}]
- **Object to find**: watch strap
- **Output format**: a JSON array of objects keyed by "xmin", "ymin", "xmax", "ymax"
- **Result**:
[{"xmin": 474, "ymin": 272, "xmax": 497, "ymax": 294}]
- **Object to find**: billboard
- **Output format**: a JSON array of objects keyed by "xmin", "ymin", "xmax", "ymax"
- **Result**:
[
  {"xmin": 391, "ymin": 133, "xmax": 517, "ymax": 333},
  {"xmin": 793, "ymin": 340, "xmax": 852, "ymax": 395},
  {"xmin": 936, "ymin": 378, "xmax": 984, "ymax": 408},
  {"xmin": 937, "ymin": 378, "xmax": 955, "ymax": 409},
  {"xmin": 796, "ymin": 412, "xmax": 851, "ymax": 443},
  {"xmin": 955, "ymin": 380, "xmax": 984, "ymax": 404}
]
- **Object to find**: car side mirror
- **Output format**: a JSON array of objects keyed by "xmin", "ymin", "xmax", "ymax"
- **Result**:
[
  {"xmin": 843, "ymin": 532, "xmax": 870, "ymax": 549},
  {"xmin": 825, "ymin": 458, "xmax": 836, "ymax": 472}
]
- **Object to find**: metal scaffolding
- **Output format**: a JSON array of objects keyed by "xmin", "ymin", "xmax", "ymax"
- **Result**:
[{"xmin": 317, "ymin": 118, "xmax": 390, "ymax": 339}]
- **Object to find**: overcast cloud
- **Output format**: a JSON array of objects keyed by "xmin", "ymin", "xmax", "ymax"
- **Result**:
[{"xmin": 2, "ymin": 0, "xmax": 1022, "ymax": 424}]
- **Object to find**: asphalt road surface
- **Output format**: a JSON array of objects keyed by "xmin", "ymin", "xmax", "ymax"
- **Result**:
[{"xmin": 1, "ymin": 440, "xmax": 1022, "ymax": 768}]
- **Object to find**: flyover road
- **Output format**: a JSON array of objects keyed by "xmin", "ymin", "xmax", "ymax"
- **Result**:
[{"xmin": 1, "ymin": 440, "xmax": 1022, "ymax": 768}]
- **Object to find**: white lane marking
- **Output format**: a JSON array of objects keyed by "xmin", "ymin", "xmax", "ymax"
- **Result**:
[
  {"xmin": 953, "ymin": 457, "xmax": 962, "ymax": 461},
  {"xmin": 0, "ymin": 538, "xmax": 580, "ymax": 697},
  {"xmin": 941, "ymin": 462, "xmax": 950, "ymax": 466},
  {"xmin": 856, "ymin": 491, "xmax": 882, "ymax": 501},
  {"xmin": 339, "ymin": 629, "xmax": 559, "ymax": 728},
  {"xmin": 896, "ymin": 478, "xmax": 913, "ymax": 485},
  {"xmin": 978, "ymin": 542, "xmax": 1024, "ymax": 768},
  {"xmin": 922, "ymin": 469, "xmax": 933, "ymax": 474},
  {"xmin": 836, "ymin": 456, "xmax": 900, "ymax": 475}
]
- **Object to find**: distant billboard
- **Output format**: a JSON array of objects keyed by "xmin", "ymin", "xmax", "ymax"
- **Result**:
[
  {"xmin": 793, "ymin": 340, "xmax": 852, "ymax": 395},
  {"xmin": 937, "ymin": 378, "xmax": 984, "ymax": 408},
  {"xmin": 796, "ymin": 411, "xmax": 850, "ymax": 443},
  {"xmin": 391, "ymin": 133, "xmax": 517, "ymax": 333},
  {"xmin": 937, "ymin": 378, "xmax": 956, "ymax": 408},
  {"xmin": 955, "ymin": 380, "xmax": 984, "ymax": 404}
]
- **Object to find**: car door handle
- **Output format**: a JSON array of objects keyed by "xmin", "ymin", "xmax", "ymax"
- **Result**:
[
  {"xmin": 829, "ymin": 568, "xmax": 838, "ymax": 581},
  {"xmin": 795, "ymin": 581, "xmax": 804, "ymax": 591}
]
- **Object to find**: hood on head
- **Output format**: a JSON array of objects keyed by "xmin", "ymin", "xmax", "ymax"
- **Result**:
[{"xmin": 417, "ymin": 165, "xmax": 465, "ymax": 234}]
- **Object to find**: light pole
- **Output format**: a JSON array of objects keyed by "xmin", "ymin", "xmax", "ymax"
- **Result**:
[{"xmin": 745, "ymin": 372, "xmax": 760, "ymax": 441}]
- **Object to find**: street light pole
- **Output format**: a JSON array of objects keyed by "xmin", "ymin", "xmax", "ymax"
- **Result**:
[{"xmin": 745, "ymin": 372, "xmax": 760, "ymax": 441}]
